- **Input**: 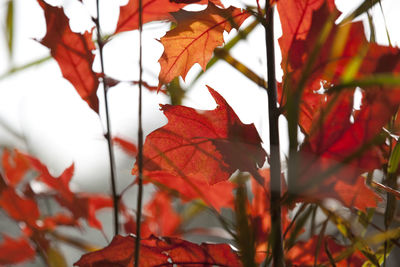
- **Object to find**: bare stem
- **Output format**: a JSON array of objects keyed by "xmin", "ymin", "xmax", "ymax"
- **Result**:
[
  {"xmin": 95, "ymin": 0, "xmax": 119, "ymax": 236},
  {"xmin": 134, "ymin": 0, "xmax": 144, "ymax": 265},
  {"xmin": 263, "ymin": 3, "xmax": 285, "ymax": 267}
]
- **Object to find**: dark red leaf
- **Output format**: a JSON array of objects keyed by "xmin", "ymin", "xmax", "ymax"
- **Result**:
[
  {"xmin": 298, "ymin": 88, "xmax": 398, "ymax": 206},
  {"xmin": 115, "ymin": 0, "xmax": 222, "ymax": 34},
  {"xmin": 74, "ymin": 235, "xmax": 242, "ymax": 267}
]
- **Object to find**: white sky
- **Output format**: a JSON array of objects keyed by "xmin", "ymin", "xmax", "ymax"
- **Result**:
[{"xmin": 0, "ymin": 0, "xmax": 399, "ymax": 195}]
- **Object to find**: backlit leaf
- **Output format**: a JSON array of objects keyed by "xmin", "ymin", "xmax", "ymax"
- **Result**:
[
  {"xmin": 158, "ymin": 3, "xmax": 250, "ymax": 85},
  {"xmin": 37, "ymin": 0, "xmax": 99, "ymax": 113},
  {"xmin": 74, "ymin": 235, "xmax": 242, "ymax": 267},
  {"xmin": 115, "ymin": 0, "xmax": 222, "ymax": 34},
  {"xmin": 287, "ymin": 235, "xmax": 365, "ymax": 266},
  {"xmin": 136, "ymin": 86, "xmax": 266, "ymax": 185}
]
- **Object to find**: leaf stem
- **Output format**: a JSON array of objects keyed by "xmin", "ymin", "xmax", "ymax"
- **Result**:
[
  {"xmin": 95, "ymin": 0, "xmax": 119, "ymax": 236},
  {"xmin": 134, "ymin": 0, "xmax": 144, "ymax": 265},
  {"xmin": 263, "ymin": 3, "xmax": 285, "ymax": 267}
]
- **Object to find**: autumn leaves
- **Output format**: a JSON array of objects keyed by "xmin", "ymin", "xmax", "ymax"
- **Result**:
[
  {"xmin": 37, "ymin": 0, "xmax": 250, "ymax": 114},
  {"xmin": 11, "ymin": 0, "xmax": 400, "ymax": 265}
]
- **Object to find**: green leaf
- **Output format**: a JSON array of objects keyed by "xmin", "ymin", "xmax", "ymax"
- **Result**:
[
  {"xmin": 0, "ymin": 55, "xmax": 51, "ymax": 80},
  {"xmin": 388, "ymin": 142, "xmax": 400, "ymax": 174},
  {"xmin": 47, "ymin": 247, "xmax": 68, "ymax": 267},
  {"xmin": 234, "ymin": 176, "xmax": 257, "ymax": 267},
  {"xmin": 285, "ymin": 205, "xmax": 314, "ymax": 250},
  {"xmin": 5, "ymin": 0, "xmax": 14, "ymax": 59},
  {"xmin": 340, "ymin": 0, "xmax": 380, "ymax": 25}
]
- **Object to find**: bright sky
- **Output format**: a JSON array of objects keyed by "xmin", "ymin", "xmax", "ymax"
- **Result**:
[{"xmin": 0, "ymin": 0, "xmax": 399, "ymax": 196}]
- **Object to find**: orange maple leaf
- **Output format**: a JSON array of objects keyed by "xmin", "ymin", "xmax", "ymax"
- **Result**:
[{"xmin": 158, "ymin": 3, "xmax": 250, "ymax": 86}]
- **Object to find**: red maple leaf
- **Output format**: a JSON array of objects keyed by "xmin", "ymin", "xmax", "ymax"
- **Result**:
[
  {"xmin": 278, "ymin": 1, "xmax": 400, "ymax": 134},
  {"xmin": 2, "ymin": 149, "xmax": 30, "ymax": 187},
  {"xmin": 297, "ymin": 88, "xmax": 396, "ymax": 207},
  {"xmin": 0, "ymin": 235, "xmax": 36, "ymax": 265},
  {"xmin": 25, "ymin": 154, "xmax": 112, "ymax": 230},
  {"xmin": 124, "ymin": 190, "xmax": 181, "ymax": 238},
  {"xmin": 144, "ymin": 170, "xmax": 235, "ymax": 211},
  {"xmin": 74, "ymin": 235, "xmax": 242, "ymax": 267},
  {"xmin": 37, "ymin": 0, "xmax": 99, "ymax": 113},
  {"xmin": 115, "ymin": 0, "xmax": 223, "ymax": 34},
  {"xmin": 135, "ymin": 86, "xmax": 266, "ymax": 185},
  {"xmin": 0, "ymin": 188, "xmax": 40, "ymax": 227}
]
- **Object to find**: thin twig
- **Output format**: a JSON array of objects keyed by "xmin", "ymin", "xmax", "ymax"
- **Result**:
[
  {"xmin": 134, "ymin": 0, "xmax": 144, "ymax": 264},
  {"xmin": 95, "ymin": 0, "xmax": 119, "ymax": 236},
  {"xmin": 263, "ymin": 3, "xmax": 285, "ymax": 267}
]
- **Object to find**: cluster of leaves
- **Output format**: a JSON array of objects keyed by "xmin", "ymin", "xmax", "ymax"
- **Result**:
[{"xmin": 2, "ymin": 0, "xmax": 400, "ymax": 266}]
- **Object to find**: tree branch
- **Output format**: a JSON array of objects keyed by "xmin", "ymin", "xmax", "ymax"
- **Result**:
[{"xmin": 263, "ymin": 3, "xmax": 285, "ymax": 267}]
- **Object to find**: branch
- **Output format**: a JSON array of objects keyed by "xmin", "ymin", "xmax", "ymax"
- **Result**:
[
  {"xmin": 134, "ymin": 0, "xmax": 144, "ymax": 264},
  {"xmin": 95, "ymin": 0, "xmax": 119, "ymax": 236},
  {"xmin": 263, "ymin": 3, "xmax": 285, "ymax": 267}
]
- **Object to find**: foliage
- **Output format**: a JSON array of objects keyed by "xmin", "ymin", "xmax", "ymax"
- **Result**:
[{"xmin": 1, "ymin": 0, "xmax": 400, "ymax": 266}]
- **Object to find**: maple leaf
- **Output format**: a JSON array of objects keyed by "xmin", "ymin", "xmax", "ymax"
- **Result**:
[
  {"xmin": 136, "ymin": 86, "xmax": 266, "ymax": 185},
  {"xmin": 26, "ymin": 155, "xmax": 75, "ymax": 203},
  {"xmin": 297, "ymin": 88, "xmax": 398, "ymax": 206},
  {"xmin": 115, "ymin": 0, "xmax": 223, "ymax": 34},
  {"xmin": 275, "ymin": 1, "xmax": 400, "ymax": 207},
  {"xmin": 277, "ymin": 0, "xmax": 335, "ymax": 73},
  {"xmin": 124, "ymin": 190, "xmax": 181, "ymax": 237},
  {"xmin": 0, "ymin": 188, "xmax": 40, "ymax": 226},
  {"xmin": 331, "ymin": 176, "xmax": 382, "ymax": 212},
  {"xmin": 144, "ymin": 170, "xmax": 235, "ymax": 211},
  {"xmin": 278, "ymin": 1, "xmax": 400, "ymax": 134},
  {"xmin": 75, "ymin": 193, "xmax": 114, "ymax": 230},
  {"xmin": 37, "ymin": 0, "xmax": 99, "ymax": 113},
  {"xmin": 25, "ymin": 154, "xmax": 112, "ymax": 230},
  {"xmin": 2, "ymin": 149, "xmax": 30, "ymax": 187},
  {"xmin": 143, "ymin": 190, "xmax": 181, "ymax": 236},
  {"xmin": 286, "ymin": 235, "xmax": 365, "ymax": 266},
  {"xmin": 0, "ymin": 235, "xmax": 36, "ymax": 265},
  {"xmin": 158, "ymin": 3, "xmax": 250, "ymax": 86},
  {"xmin": 74, "ymin": 235, "xmax": 242, "ymax": 267}
]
